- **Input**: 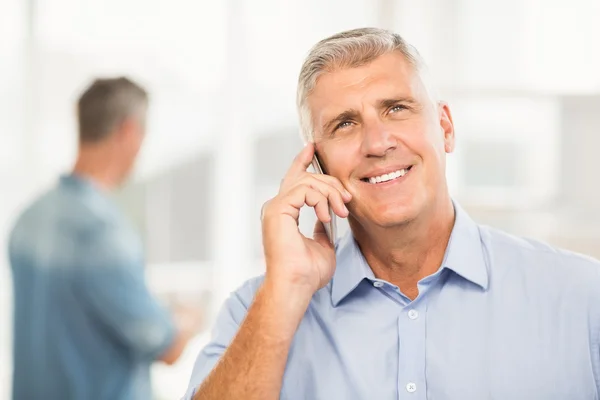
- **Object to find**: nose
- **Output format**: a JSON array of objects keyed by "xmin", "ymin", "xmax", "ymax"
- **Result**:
[{"xmin": 360, "ymin": 119, "xmax": 397, "ymax": 158}]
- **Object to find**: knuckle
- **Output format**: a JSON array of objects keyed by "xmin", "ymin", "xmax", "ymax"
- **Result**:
[
  {"xmin": 261, "ymin": 199, "xmax": 271, "ymax": 210},
  {"xmin": 281, "ymin": 182, "xmax": 303, "ymax": 197},
  {"xmin": 302, "ymin": 174, "xmax": 319, "ymax": 186},
  {"xmin": 260, "ymin": 199, "xmax": 277, "ymax": 220},
  {"xmin": 264, "ymin": 194, "xmax": 289, "ymax": 212},
  {"xmin": 291, "ymin": 183, "xmax": 311, "ymax": 195}
]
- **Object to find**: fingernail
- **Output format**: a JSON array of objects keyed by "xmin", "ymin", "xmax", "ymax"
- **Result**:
[{"xmin": 344, "ymin": 190, "xmax": 351, "ymax": 198}]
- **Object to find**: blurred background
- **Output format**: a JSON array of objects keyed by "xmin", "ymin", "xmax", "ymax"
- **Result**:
[{"xmin": 2, "ymin": 0, "xmax": 600, "ymax": 398}]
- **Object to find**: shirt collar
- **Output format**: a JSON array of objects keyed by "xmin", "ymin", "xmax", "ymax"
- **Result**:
[
  {"xmin": 330, "ymin": 200, "xmax": 489, "ymax": 307},
  {"xmin": 330, "ymin": 231, "xmax": 375, "ymax": 307},
  {"xmin": 60, "ymin": 173, "xmax": 97, "ymax": 192},
  {"xmin": 441, "ymin": 201, "xmax": 489, "ymax": 291}
]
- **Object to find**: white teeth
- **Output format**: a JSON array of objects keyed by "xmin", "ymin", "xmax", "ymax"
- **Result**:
[{"xmin": 367, "ymin": 168, "xmax": 409, "ymax": 184}]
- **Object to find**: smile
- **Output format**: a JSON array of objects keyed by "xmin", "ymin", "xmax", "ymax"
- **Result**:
[{"xmin": 362, "ymin": 166, "xmax": 412, "ymax": 184}]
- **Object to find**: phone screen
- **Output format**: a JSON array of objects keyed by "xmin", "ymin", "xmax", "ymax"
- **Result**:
[{"xmin": 311, "ymin": 153, "xmax": 337, "ymax": 244}]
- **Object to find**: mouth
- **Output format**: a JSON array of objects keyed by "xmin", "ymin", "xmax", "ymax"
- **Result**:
[{"xmin": 360, "ymin": 166, "xmax": 413, "ymax": 184}]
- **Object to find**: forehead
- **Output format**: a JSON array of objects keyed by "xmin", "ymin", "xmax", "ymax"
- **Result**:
[{"xmin": 308, "ymin": 52, "xmax": 420, "ymax": 109}]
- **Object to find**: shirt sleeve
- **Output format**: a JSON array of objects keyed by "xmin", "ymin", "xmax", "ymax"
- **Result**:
[
  {"xmin": 181, "ymin": 276, "xmax": 263, "ymax": 400},
  {"xmin": 75, "ymin": 229, "xmax": 176, "ymax": 362}
]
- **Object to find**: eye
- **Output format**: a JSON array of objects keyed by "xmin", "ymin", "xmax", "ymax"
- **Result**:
[
  {"xmin": 334, "ymin": 121, "xmax": 353, "ymax": 131},
  {"xmin": 389, "ymin": 104, "xmax": 408, "ymax": 114}
]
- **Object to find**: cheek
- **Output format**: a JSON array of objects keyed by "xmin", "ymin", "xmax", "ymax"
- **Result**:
[
  {"xmin": 319, "ymin": 138, "xmax": 359, "ymax": 175},
  {"xmin": 131, "ymin": 136, "xmax": 144, "ymax": 153},
  {"xmin": 395, "ymin": 128, "xmax": 433, "ymax": 162},
  {"xmin": 413, "ymin": 124, "xmax": 447, "ymax": 159},
  {"xmin": 326, "ymin": 156, "xmax": 353, "ymax": 181}
]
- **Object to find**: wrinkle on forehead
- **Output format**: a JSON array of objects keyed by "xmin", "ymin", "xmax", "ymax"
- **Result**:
[{"xmin": 340, "ymin": 73, "xmax": 373, "ymax": 89}]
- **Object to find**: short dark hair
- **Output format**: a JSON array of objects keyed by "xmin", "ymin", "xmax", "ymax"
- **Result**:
[{"xmin": 77, "ymin": 77, "xmax": 148, "ymax": 143}]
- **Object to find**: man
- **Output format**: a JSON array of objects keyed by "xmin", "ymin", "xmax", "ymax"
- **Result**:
[
  {"xmin": 184, "ymin": 28, "xmax": 600, "ymax": 400},
  {"xmin": 9, "ymin": 77, "xmax": 201, "ymax": 400}
]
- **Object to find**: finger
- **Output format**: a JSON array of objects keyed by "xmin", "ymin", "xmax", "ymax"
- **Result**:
[
  {"xmin": 304, "ymin": 188, "xmax": 332, "ymax": 223},
  {"xmin": 297, "ymin": 178, "xmax": 349, "ymax": 218},
  {"xmin": 309, "ymin": 173, "xmax": 352, "ymax": 202},
  {"xmin": 282, "ymin": 186, "xmax": 331, "ymax": 223},
  {"xmin": 313, "ymin": 220, "xmax": 333, "ymax": 248},
  {"xmin": 285, "ymin": 143, "xmax": 315, "ymax": 181},
  {"xmin": 260, "ymin": 199, "xmax": 270, "ymax": 221}
]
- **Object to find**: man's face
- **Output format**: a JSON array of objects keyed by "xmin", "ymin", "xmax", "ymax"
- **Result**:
[
  {"xmin": 307, "ymin": 52, "xmax": 455, "ymax": 228},
  {"xmin": 117, "ymin": 114, "xmax": 146, "ymax": 184}
]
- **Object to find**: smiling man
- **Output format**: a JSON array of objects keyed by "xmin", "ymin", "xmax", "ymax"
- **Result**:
[{"xmin": 184, "ymin": 28, "xmax": 600, "ymax": 400}]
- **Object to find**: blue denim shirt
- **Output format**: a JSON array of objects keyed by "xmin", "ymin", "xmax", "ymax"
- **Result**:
[
  {"xmin": 9, "ymin": 174, "xmax": 175, "ymax": 400},
  {"xmin": 184, "ymin": 202, "xmax": 600, "ymax": 400}
]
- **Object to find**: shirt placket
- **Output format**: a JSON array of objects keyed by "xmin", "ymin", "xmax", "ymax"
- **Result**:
[{"xmin": 397, "ymin": 299, "xmax": 427, "ymax": 400}]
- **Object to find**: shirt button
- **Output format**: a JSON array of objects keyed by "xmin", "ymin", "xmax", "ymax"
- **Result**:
[
  {"xmin": 407, "ymin": 309, "xmax": 419, "ymax": 320},
  {"xmin": 373, "ymin": 281, "xmax": 384, "ymax": 288},
  {"xmin": 406, "ymin": 382, "xmax": 417, "ymax": 393}
]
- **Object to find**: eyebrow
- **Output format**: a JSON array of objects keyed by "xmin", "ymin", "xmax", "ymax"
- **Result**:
[
  {"xmin": 322, "ymin": 109, "xmax": 360, "ymax": 133},
  {"xmin": 377, "ymin": 97, "xmax": 419, "ymax": 109}
]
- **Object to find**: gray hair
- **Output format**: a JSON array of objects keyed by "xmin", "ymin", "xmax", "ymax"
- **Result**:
[
  {"xmin": 297, "ymin": 27, "xmax": 435, "ymax": 142},
  {"xmin": 77, "ymin": 77, "xmax": 148, "ymax": 143}
]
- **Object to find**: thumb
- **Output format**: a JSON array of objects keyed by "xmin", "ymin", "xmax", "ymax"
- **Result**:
[
  {"xmin": 288, "ymin": 143, "xmax": 315, "ymax": 178},
  {"xmin": 313, "ymin": 220, "xmax": 334, "ymax": 249}
]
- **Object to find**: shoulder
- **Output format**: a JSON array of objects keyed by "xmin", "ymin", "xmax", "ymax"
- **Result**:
[
  {"xmin": 8, "ymin": 188, "xmax": 62, "ymax": 256},
  {"xmin": 480, "ymin": 224, "xmax": 600, "ymax": 281},
  {"xmin": 207, "ymin": 275, "xmax": 266, "ymax": 332},
  {"xmin": 9, "ymin": 185, "xmax": 136, "ymax": 270},
  {"xmin": 227, "ymin": 275, "xmax": 266, "ymax": 309},
  {"xmin": 10, "ymin": 184, "xmax": 117, "ymax": 241}
]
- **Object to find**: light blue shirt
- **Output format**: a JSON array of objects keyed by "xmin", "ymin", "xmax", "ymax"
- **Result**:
[
  {"xmin": 184, "ymin": 202, "xmax": 600, "ymax": 399},
  {"xmin": 8, "ymin": 174, "xmax": 175, "ymax": 400}
]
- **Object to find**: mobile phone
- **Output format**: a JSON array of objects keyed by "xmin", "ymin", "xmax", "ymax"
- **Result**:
[{"xmin": 311, "ymin": 153, "xmax": 337, "ymax": 245}]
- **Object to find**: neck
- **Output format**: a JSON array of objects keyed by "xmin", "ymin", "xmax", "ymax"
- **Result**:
[
  {"xmin": 350, "ymin": 195, "xmax": 455, "ymax": 300},
  {"xmin": 72, "ymin": 144, "xmax": 122, "ymax": 191}
]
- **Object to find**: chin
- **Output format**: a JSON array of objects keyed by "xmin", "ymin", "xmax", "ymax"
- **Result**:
[
  {"xmin": 359, "ymin": 200, "xmax": 421, "ymax": 229},
  {"xmin": 374, "ymin": 210, "xmax": 417, "ymax": 228}
]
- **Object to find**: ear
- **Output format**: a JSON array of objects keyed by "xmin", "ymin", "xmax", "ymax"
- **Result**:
[{"xmin": 438, "ymin": 101, "xmax": 455, "ymax": 153}]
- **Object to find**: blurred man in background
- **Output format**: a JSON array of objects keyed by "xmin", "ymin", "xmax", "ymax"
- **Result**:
[{"xmin": 8, "ymin": 77, "xmax": 202, "ymax": 400}]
